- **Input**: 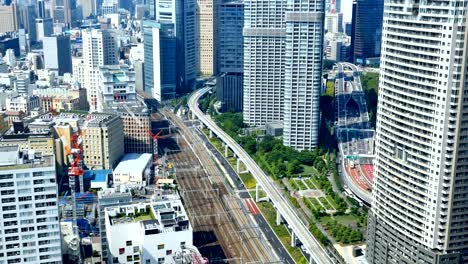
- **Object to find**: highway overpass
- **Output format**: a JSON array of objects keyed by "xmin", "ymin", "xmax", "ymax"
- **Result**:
[{"xmin": 188, "ymin": 87, "xmax": 334, "ymax": 264}]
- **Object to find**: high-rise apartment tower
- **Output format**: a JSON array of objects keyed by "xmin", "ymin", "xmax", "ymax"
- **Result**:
[{"xmin": 367, "ymin": 1, "xmax": 468, "ymax": 263}]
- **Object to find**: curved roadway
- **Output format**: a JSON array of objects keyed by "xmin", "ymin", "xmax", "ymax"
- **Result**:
[{"xmin": 189, "ymin": 87, "xmax": 333, "ymax": 264}]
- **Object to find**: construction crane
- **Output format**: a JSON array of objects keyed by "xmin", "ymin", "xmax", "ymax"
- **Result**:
[{"xmin": 66, "ymin": 127, "xmax": 86, "ymax": 262}]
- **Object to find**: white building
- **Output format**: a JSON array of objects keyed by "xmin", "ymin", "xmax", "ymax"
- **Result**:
[
  {"xmin": 113, "ymin": 153, "xmax": 152, "ymax": 186},
  {"xmin": 6, "ymin": 95, "xmax": 40, "ymax": 114},
  {"xmin": 81, "ymin": 29, "xmax": 118, "ymax": 111},
  {"xmin": 0, "ymin": 146, "xmax": 62, "ymax": 264},
  {"xmin": 98, "ymin": 64, "xmax": 136, "ymax": 111},
  {"xmin": 102, "ymin": 0, "xmax": 118, "ymax": 15},
  {"xmin": 367, "ymin": 1, "xmax": 468, "ymax": 264},
  {"xmin": 244, "ymin": 0, "xmax": 324, "ymax": 150},
  {"xmin": 325, "ymin": 12, "xmax": 343, "ymax": 33},
  {"xmin": 197, "ymin": 0, "xmax": 214, "ymax": 75},
  {"xmin": 4, "ymin": 49, "xmax": 15, "ymax": 67},
  {"xmin": 105, "ymin": 194, "xmax": 193, "ymax": 264}
]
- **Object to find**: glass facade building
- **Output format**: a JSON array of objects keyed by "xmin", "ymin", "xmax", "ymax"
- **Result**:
[
  {"xmin": 143, "ymin": 20, "xmax": 176, "ymax": 102},
  {"xmin": 351, "ymin": 0, "xmax": 383, "ymax": 64},
  {"xmin": 216, "ymin": 1, "xmax": 243, "ymax": 112}
]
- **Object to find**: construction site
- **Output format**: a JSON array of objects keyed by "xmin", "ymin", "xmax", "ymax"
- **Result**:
[{"xmin": 52, "ymin": 97, "xmax": 284, "ymax": 263}]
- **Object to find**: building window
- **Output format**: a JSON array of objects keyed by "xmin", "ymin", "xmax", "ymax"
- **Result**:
[
  {"xmin": 113, "ymin": 257, "xmax": 119, "ymax": 263},
  {"xmin": 133, "ymin": 246, "xmax": 139, "ymax": 253},
  {"xmin": 157, "ymin": 244, "xmax": 164, "ymax": 250},
  {"xmin": 127, "ymin": 255, "xmax": 133, "ymax": 262},
  {"xmin": 157, "ymin": 258, "xmax": 164, "ymax": 264},
  {"xmin": 126, "ymin": 241, "xmax": 132, "ymax": 246},
  {"xmin": 119, "ymin": 248, "xmax": 125, "ymax": 255},
  {"xmin": 166, "ymin": 250, "xmax": 172, "ymax": 256}
]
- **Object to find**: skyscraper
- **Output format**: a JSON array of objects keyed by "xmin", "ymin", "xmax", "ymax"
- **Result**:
[
  {"xmin": 183, "ymin": 0, "xmax": 198, "ymax": 88},
  {"xmin": 43, "ymin": 34, "xmax": 72, "ymax": 75},
  {"xmin": 367, "ymin": 2, "xmax": 468, "ymax": 263},
  {"xmin": 0, "ymin": 4, "xmax": 18, "ymax": 34},
  {"xmin": 19, "ymin": 5, "xmax": 37, "ymax": 44},
  {"xmin": 143, "ymin": 20, "xmax": 176, "ymax": 101},
  {"xmin": 198, "ymin": 0, "xmax": 214, "ymax": 75},
  {"xmin": 283, "ymin": 0, "xmax": 324, "ymax": 150},
  {"xmin": 243, "ymin": 0, "xmax": 286, "ymax": 126},
  {"xmin": 350, "ymin": 0, "xmax": 383, "ymax": 64},
  {"xmin": 35, "ymin": 17, "xmax": 53, "ymax": 42},
  {"xmin": 243, "ymin": 0, "xmax": 324, "ymax": 150},
  {"xmin": 81, "ymin": 29, "xmax": 118, "ymax": 110},
  {"xmin": 216, "ymin": 0, "xmax": 243, "ymax": 112},
  {"xmin": 0, "ymin": 146, "xmax": 62, "ymax": 264}
]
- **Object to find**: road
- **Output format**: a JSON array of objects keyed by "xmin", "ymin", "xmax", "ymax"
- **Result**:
[{"xmin": 188, "ymin": 88, "xmax": 334, "ymax": 264}]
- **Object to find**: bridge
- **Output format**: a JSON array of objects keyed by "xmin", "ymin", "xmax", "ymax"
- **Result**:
[{"xmin": 188, "ymin": 88, "xmax": 334, "ymax": 264}]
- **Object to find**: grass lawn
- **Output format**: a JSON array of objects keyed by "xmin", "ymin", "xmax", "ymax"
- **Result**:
[
  {"xmin": 301, "ymin": 165, "xmax": 319, "ymax": 176},
  {"xmin": 326, "ymin": 195, "xmax": 339, "ymax": 209},
  {"xmin": 319, "ymin": 197, "xmax": 333, "ymax": 210},
  {"xmin": 134, "ymin": 214, "xmax": 153, "ymax": 222},
  {"xmin": 309, "ymin": 198, "xmax": 324, "ymax": 211},
  {"xmin": 257, "ymin": 202, "xmax": 308, "ymax": 264},
  {"xmin": 290, "ymin": 179, "xmax": 301, "ymax": 191},
  {"xmin": 319, "ymin": 215, "xmax": 358, "ymax": 226},
  {"xmin": 292, "ymin": 179, "xmax": 307, "ymax": 190},
  {"xmin": 240, "ymin": 173, "xmax": 256, "ymax": 189}
]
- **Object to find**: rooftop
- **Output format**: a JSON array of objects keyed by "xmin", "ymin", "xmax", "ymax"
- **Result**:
[
  {"xmin": 114, "ymin": 153, "xmax": 152, "ymax": 174},
  {"xmin": 0, "ymin": 147, "xmax": 54, "ymax": 170}
]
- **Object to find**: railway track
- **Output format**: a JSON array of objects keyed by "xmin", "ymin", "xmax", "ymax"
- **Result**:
[{"xmin": 164, "ymin": 110, "xmax": 277, "ymax": 263}]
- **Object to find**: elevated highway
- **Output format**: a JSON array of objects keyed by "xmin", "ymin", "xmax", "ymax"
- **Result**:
[{"xmin": 188, "ymin": 88, "xmax": 334, "ymax": 264}]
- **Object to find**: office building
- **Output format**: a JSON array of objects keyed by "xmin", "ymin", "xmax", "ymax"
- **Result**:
[
  {"xmin": 216, "ymin": 1, "xmax": 243, "ymax": 112},
  {"xmin": 197, "ymin": 0, "xmax": 214, "ymax": 75},
  {"xmin": 98, "ymin": 188, "xmax": 132, "ymax": 263},
  {"xmin": 102, "ymin": 0, "xmax": 118, "ymax": 15},
  {"xmin": 367, "ymin": 2, "xmax": 468, "ymax": 263},
  {"xmin": 325, "ymin": 12, "xmax": 342, "ymax": 33},
  {"xmin": 0, "ymin": 4, "xmax": 18, "ymax": 34},
  {"xmin": 0, "ymin": 146, "xmax": 62, "ymax": 264},
  {"xmin": 113, "ymin": 153, "xmax": 152, "ymax": 186},
  {"xmin": 104, "ymin": 102, "xmax": 152, "ymax": 154},
  {"xmin": 0, "ymin": 35, "xmax": 19, "ymax": 57},
  {"xmin": 183, "ymin": 0, "xmax": 197, "ymax": 87},
  {"xmin": 35, "ymin": 18, "xmax": 53, "ymax": 42},
  {"xmin": 43, "ymin": 34, "xmax": 72, "ymax": 76},
  {"xmin": 81, "ymin": 28, "xmax": 118, "ymax": 110},
  {"xmin": 143, "ymin": 20, "xmax": 176, "ymax": 102},
  {"xmin": 78, "ymin": 0, "xmax": 95, "ymax": 17},
  {"xmin": 37, "ymin": 0, "xmax": 46, "ymax": 18},
  {"xmin": 105, "ymin": 194, "xmax": 193, "ymax": 264},
  {"xmin": 52, "ymin": 0, "xmax": 78, "ymax": 27},
  {"xmin": 81, "ymin": 113, "xmax": 124, "ymax": 170},
  {"xmin": 350, "ymin": 0, "xmax": 383, "ymax": 64},
  {"xmin": 19, "ymin": 5, "xmax": 37, "ymax": 44},
  {"xmin": 244, "ymin": 0, "xmax": 324, "ymax": 150},
  {"xmin": 97, "ymin": 64, "xmax": 136, "ymax": 110},
  {"xmin": 82, "ymin": 29, "xmax": 118, "ymax": 67}
]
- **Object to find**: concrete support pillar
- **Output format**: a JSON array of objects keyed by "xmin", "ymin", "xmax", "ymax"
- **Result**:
[
  {"xmin": 276, "ymin": 208, "xmax": 282, "ymax": 226},
  {"xmin": 236, "ymin": 158, "xmax": 241, "ymax": 173},
  {"xmin": 291, "ymin": 231, "xmax": 296, "ymax": 247},
  {"xmin": 224, "ymin": 145, "xmax": 229, "ymax": 158},
  {"xmin": 255, "ymin": 184, "xmax": 260, "ymax": 202},
  {"xmin": 209, "ymin": 130, "xmax": 213, "ymax": 138}
]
